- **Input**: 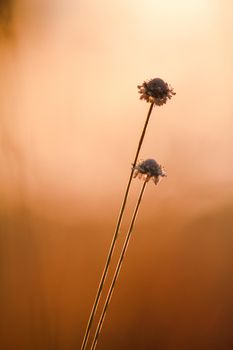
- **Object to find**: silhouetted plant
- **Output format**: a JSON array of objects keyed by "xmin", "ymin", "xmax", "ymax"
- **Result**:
[
  {"xmin": 90, "ymin": 158, "xmax": 167, "ymax": 350},
  {"xmin": 81, "ymin": 78, "xmax": 175, "ymax": 350}
]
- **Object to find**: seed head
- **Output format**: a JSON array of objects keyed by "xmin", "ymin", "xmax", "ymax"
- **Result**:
[
  {"xmin": 133, "ymin": 158, "xmax": 167, "ymax": 185},
  {"xmin": 137, "ymin": 78, "xmax": 176, "ymax": 106}
]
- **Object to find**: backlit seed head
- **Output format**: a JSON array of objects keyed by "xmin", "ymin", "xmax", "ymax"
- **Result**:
[
  {"xmin": 133, "ymin": 158, "xmax": 167, "ymax": 185},
  {"xmin": 137, "ymin": 78, "xmax": 176, "ymax": 106}
]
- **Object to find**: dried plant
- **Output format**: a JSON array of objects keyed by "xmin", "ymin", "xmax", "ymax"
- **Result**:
[
  {"xmin": 133, "ymin": 158, "xmax": 167, "ymax": 185},
  {"xmin": 90, "ymin": 159, "xmax": 167, "ymax": 350},
  {"xmin": 80, "ymin": 78, "xmax": 175, "ymax": 350},
  {"xmin": 137, "ymin": 78, "xmax": 176, "ymax": 106}
]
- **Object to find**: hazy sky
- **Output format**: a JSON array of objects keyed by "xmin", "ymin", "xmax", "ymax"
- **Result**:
[
  {"xmin": 1, "ymin": 1, "xmax": 232, "ymax": 204},
  {"xmin": 1, "ymin": 1, "xmax": 233, "ymax": 201}
]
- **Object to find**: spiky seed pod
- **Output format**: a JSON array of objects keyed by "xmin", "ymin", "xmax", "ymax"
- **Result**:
[
  {"xmin": 133, "ymin": 158, "xmax": 167, "ymax": 185},
  {"xmin": 137, "ymin": 78, "xmax": 176, "ymax": 106}
]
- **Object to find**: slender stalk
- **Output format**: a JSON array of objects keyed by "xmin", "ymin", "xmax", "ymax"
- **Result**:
[
  {"xmin": 80, "ymin": 103, "xmax": 154, "ymax": 350},
  {"xmin": 90, "ymin": 180, "xmax": 147, "ymax": 350}
]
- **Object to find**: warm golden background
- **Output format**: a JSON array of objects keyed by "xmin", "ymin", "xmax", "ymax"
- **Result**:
[{"xmin": 0, "ymin": 0, "xmax": 233, "ymax": 349}]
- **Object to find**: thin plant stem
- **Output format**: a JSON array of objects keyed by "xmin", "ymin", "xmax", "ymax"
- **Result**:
[
  {"xmin": 90, "ymin": 180, "xmax": 147, "ymax": 350},
  {"xmin": 80, "ymin": 103, "xmax": 154, "ymax": 350}
]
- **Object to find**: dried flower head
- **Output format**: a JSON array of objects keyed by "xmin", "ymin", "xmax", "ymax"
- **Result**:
[
  {"xmin": 133, "ymin": 158, "xmax": 167, "ymax": 185},
  {"xmin": 137, "ymin": 78, "xmax": 176, "ymax": 106}
]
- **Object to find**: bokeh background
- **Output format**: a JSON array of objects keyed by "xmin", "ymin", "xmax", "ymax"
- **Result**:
[{"xmin": 0, "ymin": 0, "xmax": 233, "ymax": 349}]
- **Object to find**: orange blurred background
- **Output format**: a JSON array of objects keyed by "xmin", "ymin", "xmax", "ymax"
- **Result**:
[{"xmin": 0, "ymin": 1, "xmax": 233, "ymax": 349}]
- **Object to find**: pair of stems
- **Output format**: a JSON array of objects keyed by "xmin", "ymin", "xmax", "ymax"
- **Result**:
[
  {"xmin": 81, "ymin": 102, "xmax": 154, "ymax": 350},
  {"xmin": 90, "ymin": 180, "xmax": 147, "ymax": 349}
]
